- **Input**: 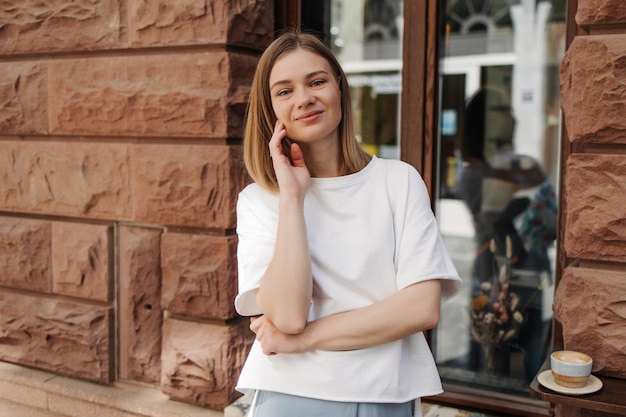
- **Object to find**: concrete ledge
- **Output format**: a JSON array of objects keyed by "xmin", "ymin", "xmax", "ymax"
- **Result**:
[
  {"xmin": 0, "ymin": 361, "xmax": 225, "ymax": 417},
  {"xmin": 0, "ymin": 398, "xmax": 66, "ymax": 417}
]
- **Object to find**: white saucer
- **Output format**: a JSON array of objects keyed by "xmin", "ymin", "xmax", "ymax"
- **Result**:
[{"xmin": 538, "ymin": 370, "xmax": 603, "ymax": 395}]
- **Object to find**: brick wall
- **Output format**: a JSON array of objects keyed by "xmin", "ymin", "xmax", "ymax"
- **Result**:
[
  {"xmin": 554, "ymin": 0, "xmax": 626, "ymax": 416},
  {"xmin": 0, "ymin": 0, "xmax": 272, "ymax": 409}
]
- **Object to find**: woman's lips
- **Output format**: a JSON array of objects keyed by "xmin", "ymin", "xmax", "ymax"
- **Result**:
[{"xmin": 297, "ymin": 111, "xmax": 322, "ymax": 122}]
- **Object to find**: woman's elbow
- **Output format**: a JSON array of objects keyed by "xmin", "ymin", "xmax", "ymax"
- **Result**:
[
  {"xmin": 273, "ymin": 316, "xmax": 307, "ymax": 335},
  {"xmin": 423, "ymin": 307, "xmax": 440, "ymax": 330}
]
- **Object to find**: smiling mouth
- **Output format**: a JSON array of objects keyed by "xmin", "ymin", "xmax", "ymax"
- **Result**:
[{"xmin": 297, "ymin": 111, "xmax": 322, "ymax": 121}]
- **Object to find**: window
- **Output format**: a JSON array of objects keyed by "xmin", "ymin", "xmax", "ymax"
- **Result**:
[{"xmin": 433, "ymin": 0, "xmax": 565, "ymax": 407}]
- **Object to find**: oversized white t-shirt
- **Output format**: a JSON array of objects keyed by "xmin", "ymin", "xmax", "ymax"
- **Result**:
[{"xmin": 235, "ymin": 156, "xmax": 462, "ymax": 403}]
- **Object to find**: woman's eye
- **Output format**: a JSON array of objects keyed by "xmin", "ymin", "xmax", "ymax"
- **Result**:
[
  {"xmin": 277, "ymin": 89, "xmax": 290, "ymax": 96},
  {"xmin": 311, "ymin": 79, "xmax": 325, "ymax": 87}
]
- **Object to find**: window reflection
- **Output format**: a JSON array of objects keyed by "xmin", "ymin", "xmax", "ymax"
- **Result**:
[
  {"xmin": 435, "ymin": 0, "xmax": 565, "ymax": 395},
  {"xmin": 330, "ymin": 0, "xmax": 403, "ymax": 159}
]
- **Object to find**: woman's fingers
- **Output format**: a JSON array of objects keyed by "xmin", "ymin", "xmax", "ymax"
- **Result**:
[
  {"xmin": 250, "ymin": 316, "xmax": 278, "ymax": 355},
  {"xmin": 290, "ymin": 142, "xmax": 305, "ymax": 168},
  {"xmin": 249, "ymin": 316, "xmax": 260, "ymax": 333},
  {"xmin": 268, "ymin": 120, "xmax": 287, "ymax": 160}
]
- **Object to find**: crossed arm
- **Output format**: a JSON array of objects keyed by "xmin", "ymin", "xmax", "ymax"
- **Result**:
[{"xmin": 251, "ymin": 279, "xmax": 441, "ymax": 355}]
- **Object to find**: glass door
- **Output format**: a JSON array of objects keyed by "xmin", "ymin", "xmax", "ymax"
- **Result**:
[{"xmin": 433, "ymin": 0, "xmax": 565, "ymax": 397}]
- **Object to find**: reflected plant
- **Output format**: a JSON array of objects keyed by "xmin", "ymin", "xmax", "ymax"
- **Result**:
[{"xmin": 470, "ymin": 236, "xmax": 546, "ymax": 348}]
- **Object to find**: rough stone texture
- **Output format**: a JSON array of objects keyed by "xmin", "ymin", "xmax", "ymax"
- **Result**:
[
  {"xmin": 161, "ymin": 318, "xmax": 253, "ymax": 410},
  {"xmin": 48, "ymin": 52, "xmax": 256, "ymax": 138},
  {"xmin": 118, "ymin": 225, "xmax": 163, "ymax": 385},
  {"xmin": 0, "ymin": 217, "xmax": 52, "ymax": 292},
  {"xmin": 0, "ymin": 0, "xmax": 122, "ymax": 55},
  {"xmin": 560, "ymin": 35, "xmax": 626, "ymax": 144},
  {"xmin": 132, "ymin": 144, "xmax": 247, "ymax": 229},
  {"xmin": 161, "ymin": 233, "xmax": 238, "ymax": 320},
  {"xmin": 576, "ymin": 0, "xmax": 626, "ymax": 26},
  {"xmin": 564, "ymin": 154, "xmax": 626, "ymax": 262},
  {"xmin": 0, "ymin": 141, "xmax": 132, "ymax": 220},
  {"xmin": 52, "ymin": 222, "xmax": 112, "ymax": 302},
  {"xmin": 0, "ymin": 292, "xmax": 113, "ymax": 383},
  {"xmin": 128, "ymin": 0, "xmax": 273, "ymax": 48},
  {"xmin": 0, "ymin": 62, "xmax": 48, "ymax": 134},
  {"xmin": 554, "ymin": 266, "xmax": 626, "ymax": 379},
  {"xmin": 0, "ymin": 0, "xmax": 266, "ymax": 411}
]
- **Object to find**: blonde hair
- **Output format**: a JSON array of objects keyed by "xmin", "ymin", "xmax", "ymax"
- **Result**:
[{"xmin": 243, "ymin": 29, "xmax": 371, "ymax": 191}]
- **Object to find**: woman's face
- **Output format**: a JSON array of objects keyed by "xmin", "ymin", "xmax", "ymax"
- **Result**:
[{"xmin": 268, "ymin": 48, "xmax": 342, "ymax": 146}]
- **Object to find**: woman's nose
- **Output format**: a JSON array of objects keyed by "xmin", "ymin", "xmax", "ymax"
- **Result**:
[{"xmin": 295, "ymin": 87, "xmax": 315, "ymax": 107}]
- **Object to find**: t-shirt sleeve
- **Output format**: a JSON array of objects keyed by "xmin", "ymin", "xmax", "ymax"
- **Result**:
[
  {"xmin": 234, "ymin": 189, "xmax": 276, "ymax": 316},
  {"xmin": 393, "ymin": 165, "xmax": 462, "ymax": 301}
]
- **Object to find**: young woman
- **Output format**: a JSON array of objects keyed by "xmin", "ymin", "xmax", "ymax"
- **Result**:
[{"xmin": 235, "ymin": 29, "xmax": 462, "ymax": 417}]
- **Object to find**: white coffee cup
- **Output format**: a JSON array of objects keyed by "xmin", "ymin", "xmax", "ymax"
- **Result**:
[{"xmin": 550, "ymin": 350, "xmax": 593, "ymax": 388}]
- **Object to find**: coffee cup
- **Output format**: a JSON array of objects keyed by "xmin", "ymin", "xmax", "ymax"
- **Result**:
[{"xmin": 550, "ymin": 350, "xmax": 593, "ymax": 388}]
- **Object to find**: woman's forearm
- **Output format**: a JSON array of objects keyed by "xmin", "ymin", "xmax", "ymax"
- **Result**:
[
  {"xmin": 301, "ymin": 280, "xmax": 441, "ymax": 351},
  {"xmin": 250, "ymin": 280, "xmax": 442, "ymax": 355},
  {"xmin": 256, "ymin": 196, "xmax": 313, "ymax": 334}
]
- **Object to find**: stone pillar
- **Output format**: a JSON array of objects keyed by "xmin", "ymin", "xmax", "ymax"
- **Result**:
[
  {"xmin": 0, "ymin": 0, "xmax": 273, "ymax": 410},
  {"xmin": 554, "ymin": 1, "xmax": 626, "ymax": 415}
]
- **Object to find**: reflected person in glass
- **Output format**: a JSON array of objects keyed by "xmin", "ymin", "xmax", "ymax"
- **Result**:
[{"xmin": 457, "ymin": 87, "xmax": 557, "ymax": 379}]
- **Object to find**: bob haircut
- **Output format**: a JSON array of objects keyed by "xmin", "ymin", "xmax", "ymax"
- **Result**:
[{"xmin": 243, "ymin": 29, "xmax": 371, "ymax": 192}]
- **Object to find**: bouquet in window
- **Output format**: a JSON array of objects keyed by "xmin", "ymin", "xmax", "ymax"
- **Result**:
[{"xmin": 470, "ymin": 237, "xmax": 528, "ymax": 348}]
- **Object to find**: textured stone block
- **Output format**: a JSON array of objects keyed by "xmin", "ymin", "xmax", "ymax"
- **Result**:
[
  {"xmin": 128, "ymin": 0, "xmax": 273, "ymax": 48},
  {"xmin": 577, "ymin": 0, "xmax": 626, "ymax": 26},
  {"xmin": 0, "ymin": 217, "xmax": 52, "ymax": 292},
  {"xmin": 52, "ymin": 222, "xmax": 112, "ymax": 302},
  {"xmin": 0, "ymin": 62, "xmax": 47, "ymax": 134},
  {"xmin": 0, "ymin": 292, "xmax": 113, "ymax": 382},
  {"xmin": 564, "ymin": 154, "xmax": 626, "ymax": 262},
  {"xmin": 48, "ymin": 52, "xmax": 256, "ymax": 138},
  {"xmin": 119, "ymin": 225, "xmax": 163, "ymax": 385},
  {"xmin": 560, "ymin": 35, "xmax": 626, "ymax": 144},
  {"xmin": 161, "ymin": 233, "xmax": 237, "ymax": 320},
  {"xmin": 131, "ymin": 144, "xmax": 247, "ymax": 229},
  {"xmin": 161, "ymin": 318, "xmax": 253, "ymax": 409},
  {"xmin": 554, "ymin": 266, "xmax": 626, "ymax": 379},
  {"xmin": 0, "ymin": 0, "xmax": 122, "ymax": 55},
  {"xmin": 0, "ymin": 141, "xmax": 132, "ymax": 220}
]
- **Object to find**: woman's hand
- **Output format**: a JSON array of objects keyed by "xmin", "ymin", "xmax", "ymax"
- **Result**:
[
  {"xmin": 269, "ymin": 120, "xmax": 311, "ymax": 199},
  {"xmin": 250, "ymin": 316, "xmax": 307, "ymax": 355}
]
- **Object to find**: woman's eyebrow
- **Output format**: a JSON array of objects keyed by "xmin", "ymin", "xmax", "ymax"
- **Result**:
[{"xmin": 270, "ymin": 70, "xmax": 330, "ymax": 91}]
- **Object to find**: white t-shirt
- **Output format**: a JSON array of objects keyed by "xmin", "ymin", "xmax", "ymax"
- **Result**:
[{"xmin": 235, "ymin": 156, "xmax": 462, "ymax": 403}]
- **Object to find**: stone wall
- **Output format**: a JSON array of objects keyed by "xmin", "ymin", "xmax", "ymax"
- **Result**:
[
  {"xmin": 0, "ymin": 0, "xmax": 272, "ymax": 410},
  {"xmin": 553, "ymin": 0, "xmax": 626, "ymax": 415}
]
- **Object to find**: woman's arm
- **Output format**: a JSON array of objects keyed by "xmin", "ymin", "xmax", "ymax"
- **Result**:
[
  {"xmin": 255, "ymin": 121, "xmax": 313, "ymax": 334},
  {"xmin": 251, "ymin": 279, "xmax": 441, "ymax": 355}
]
